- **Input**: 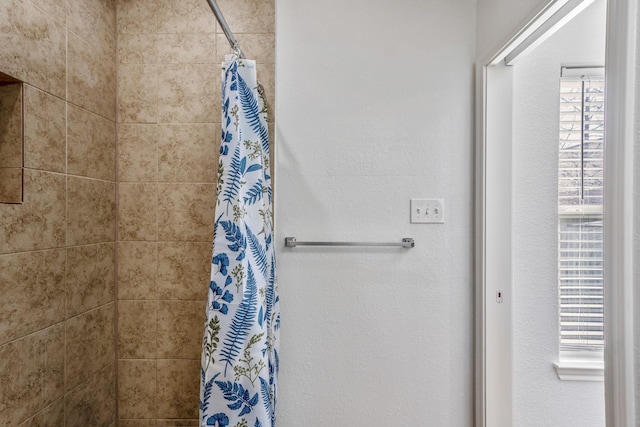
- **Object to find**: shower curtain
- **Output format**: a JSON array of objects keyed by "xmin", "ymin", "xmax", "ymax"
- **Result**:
[{"xmin": 200, "ymin": 55, "xmax": 279, "ymax": 427}]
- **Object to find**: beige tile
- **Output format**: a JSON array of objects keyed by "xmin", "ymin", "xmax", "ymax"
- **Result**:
[
  {"xmin": 65, "ymin": 304, "xmax": 115, "ymax": 390},
  {"xmin": 268, "ymin": 122, "xmax": 275, "ymax": 188},
  {"xmin": 118, "ymin": 359, "xmax": 156, "ymax": 419},
  {"xmin": 0, "ymin": 169, "xmax": 65, "ymax": 254},
  {"xmin": 66, "ymin": 243, "xmax": 116, "ymax": 317},
  {"xmin": 0, "ymin": 168, "xmax": 23, "ymax": 203},
  {"xmin": 118, "ymin": 183, "xmax": 158, "ymax": 241},
  {"xmin": 216, "ymin": 0, "xmax": 274, "ymax": 34},
  {"xmin": 118, "ymin": 300, "xmax": 156, "ymax": 359},
  {"xmin": 67, "ymin": 0, "xmax": 116, "ymax": 58},
  {"xmin": 67, "ymin": 176, "xmax": 116, "ymax": 246},
  {"xmin": 118, "ymin": 241, "xmax": 158, "ymax": 300},
  {"xmin": 67, "ymin": 32, "xmax": 116, "ymax": 121},
  {"xmin": 0, "ymin": 83, "xmax": 23, "ymax": 168},
  {"xmin": 118, "ymin": 63, "xmax": 158, "ymax": 124},
  {"xmin": 118, "ymin": 124, "xmax": 158, "ymax": 182},
  {"xmin": 156, "ymin": 420, "xmax": 198, "ymax": 427},
  {"xmin": 23, "ymin": 85, "xmax": 66, "ymax": 173},
  {"xmin": 216, "ymin": 33, "xmax": 275, "ymax": 64},
  {"xmin": 158, "ymin": 241, "xmax": 210, "ymax": 300},
  {"xmin": 65, "ymin": 362, "xmax": 116, "ymax": 427},
  {"xmin": 0, "ymin": 249, "xmax": 65, "ymax": 345},
  {"xmin": 156, "ymin": 359, "xmax": 200, "ymax": 419},
  {"xmin": 158, "ymin": 33, "xmax": 216, "ymax": 64},
  {"xmin": 118, "ymin": 33, "xmax": 158, "ymax": 64},
  {"xmin": 0, "ymin": 324, "xmax": 65, "ymax": 425},
  {"xmin": 157, "ymin": 183, "xmax": 215, "ymax": 241},
  {"xmin": 117, "ymin": 0, "xmax": 158, "ymax": 35},
  {"xmin": 157, "ymin": 300, "xmax": 205, "ymax": 359},
  {"xmin": 67, "ymin": 104, "xmax": 116, "ymax": 181},
  {"xmin": 0, "ymin": 0, "xmax": 66, "ymax": 98},
  {"xmin": 42, "ymin": 323, "xmax": 65, "ymax": 409},
  {"xmin": 27, "ymin": 0, "xmax": 65, "ymax": 26},
  {"xmin": 157, "ymin": 64, "xmax": 218, "ymax": 124},
  {"xmin": 156, "ymin": 0, "xmax": 216, "ymax": 34},
  {"xmin": 118, "ymin": 417, "xmax": 157, "ymax": 427},
  {"xmin": 158, "ymin": 124, "xmax": 218, "ymax": 183},
  {"xmin": 17, "ymin": 398, "xmax": 65, "ymax": 427},
  {"xmin": 259, "ymin": 63, "xmax": 276, "ymax": 124},
  {"xmin": 119, "ymin": 421, "xmax": 155, "ymax": 427}
]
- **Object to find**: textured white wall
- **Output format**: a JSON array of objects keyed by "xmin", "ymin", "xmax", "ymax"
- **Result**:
[
  {"xmin": 275, "ymin": 0, "xmax": 476, "ymax": 425},
  {"xmin": 476, "ymin": 0, "xmax": 550, "ymax": 60},
  {"xmin": 512, "ymin": 1, "xmax": 606, "ymax": 425}
]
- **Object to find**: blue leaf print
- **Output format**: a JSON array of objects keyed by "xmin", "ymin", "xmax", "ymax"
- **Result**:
[
  {"xmin": 255, "ymin": 420, "xmax": 263, "ymax": 427},
  {"xmin": 210, "ymin": 281, "xmax": 233, "ymax": 315},
  {"xmin": 259, "ymin": 377, "xmax": 273, "ymax": 422},
  {"xmin": 206, "ymin": 412, "xmax": 229, "ymax": 426},
  {"xmin": 200, "ymin": 370, "xmax": 218, "ymax": 416},
  {"xmin": 213, "ymin": 253, "xmax": 230, "ymax": 275},
  {"xmin": 246, "ymin": 225, "xmax": 267, "ymax": 276},
  {"xmin": 258, "ymin": 306, "xmax": 264, "ymax": 327},
  {"xmin": 243, "ymin": 180, "xmax": 263, "ymax": 205},
  {"xmin": 274, "ymin": 313, "xmax": 280, "ymax": 331},
  {"xmin": 215, "ymin": 380, "xmax": 259, "ymax": 417},
  {"xmin": 223, "ymin": 145, "xmax": 243, "ymax": 207},
  {"xmin": 246, "ymin": 164, "xmax": 262, "ymax": 173},
  {"xmin": 223, "ymin": 97, "xmax": 230, "ymax": 115},
  {"xmin": 219, "ymin": 264, "xmax": 258, "ymax": 375},
  {"xmin": 238, "ymin": 73, "xmax": 269, "ymax": 154},
  {"xmin": 263, "ymin": 260, "xmax": 276, "ymax": 329},
  {"xmin": 219, "ymin": 220, "xmax": 247, "ymax": 261},
  {"xmin": 212, "ymin": 301, "xmax": 228, "ymax": 315}
]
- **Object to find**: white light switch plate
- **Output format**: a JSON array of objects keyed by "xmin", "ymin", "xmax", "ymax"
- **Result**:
[{"xmin": 410, "ymin": 199, "xmax": 445, "ymax": 223}]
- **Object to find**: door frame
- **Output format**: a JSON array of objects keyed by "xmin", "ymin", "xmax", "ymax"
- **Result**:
[{"xmin": 475, "ymin": 0, "xmax": 637, "ymax": 426}]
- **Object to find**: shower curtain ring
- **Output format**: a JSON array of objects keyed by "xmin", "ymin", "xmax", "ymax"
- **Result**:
[{"xmin": 232, "ymin": 43, "xmax": 245, "ymax": 59}]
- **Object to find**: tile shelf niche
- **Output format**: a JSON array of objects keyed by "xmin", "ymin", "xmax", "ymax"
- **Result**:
[{"xmin": 0, "ymin": 71, "xmax": 24, "ymax": 204}]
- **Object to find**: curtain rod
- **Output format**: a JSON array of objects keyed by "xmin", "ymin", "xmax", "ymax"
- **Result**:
[{"xmin": 205, "ymin": 0, "xmax": 245, "ymax": 58}]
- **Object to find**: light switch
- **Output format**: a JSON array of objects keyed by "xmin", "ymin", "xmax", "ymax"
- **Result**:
[{"xmin": 410, "ymin": 199, "xmax": 445, "ymax": 224}]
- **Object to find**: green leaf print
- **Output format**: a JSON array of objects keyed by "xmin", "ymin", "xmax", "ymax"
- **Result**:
[
  {"xmin": 203, "ymin": 315, "xmax": 221, "ymax": 371},
  {"xmin": 234, "ymin": 333, "xmax": 266, "ymax": 385}
]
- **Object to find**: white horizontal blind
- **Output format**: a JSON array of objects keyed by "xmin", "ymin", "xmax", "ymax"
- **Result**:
[{"xmin": 558, "ymin": 68, "xmax": 604, "ymax": 351}]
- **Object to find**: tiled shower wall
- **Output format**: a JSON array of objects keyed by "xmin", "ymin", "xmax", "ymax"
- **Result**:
[
  {"xmin": 0, "ymin": 0, "xmax": 273, "ymax": 425},
  {"xmin": 115, "ymin": 0, "xmax": 275, "ymax": 425},
  {"xmin": 0, "ymin": 0, "xmax": 117, "ymax": 425}
]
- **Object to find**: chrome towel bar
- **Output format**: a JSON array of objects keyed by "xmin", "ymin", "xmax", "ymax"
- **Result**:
[{"xmin": 284, "ymin": 237, "xmax": 415, "ymax": 248}]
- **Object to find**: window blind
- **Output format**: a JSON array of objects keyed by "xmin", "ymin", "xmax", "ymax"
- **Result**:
[{"xmin": 558, "ymin": 69, "xmax": 604, "ymax": 350}]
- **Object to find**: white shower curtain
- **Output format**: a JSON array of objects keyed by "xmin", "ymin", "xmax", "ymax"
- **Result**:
[{"xmin": 200, "ymin": 55, "xmax": 279, "ymax": 427}]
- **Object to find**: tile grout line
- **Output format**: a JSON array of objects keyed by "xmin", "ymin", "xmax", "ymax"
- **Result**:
[{"xmin": 113, "ymin": 1, "xmax": 121, "ymax": 424}]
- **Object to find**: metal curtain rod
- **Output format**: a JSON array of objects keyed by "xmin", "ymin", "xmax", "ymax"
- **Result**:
[
  {"xmin": 285, "ymin": 237, "xmax": 415, "ymax": 249},
  {"xmin": 205, "ymin": 0, "xmax": 245, "ymax": 58}
]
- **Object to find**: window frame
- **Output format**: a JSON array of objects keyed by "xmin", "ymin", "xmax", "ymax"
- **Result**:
[{"xmin": 554, "ymin": 66, "xmax": 605, "ymax": 381}]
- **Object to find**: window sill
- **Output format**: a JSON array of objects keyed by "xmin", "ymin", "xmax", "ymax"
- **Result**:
[{"xmin": 553, "ymin": 359, "xmax": 604, "ymax": 381}]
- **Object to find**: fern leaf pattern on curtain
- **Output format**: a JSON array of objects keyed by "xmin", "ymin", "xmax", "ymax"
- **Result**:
[{"xmin": 200, "ymin": 55, "xmax": 279, "ymax": 427}]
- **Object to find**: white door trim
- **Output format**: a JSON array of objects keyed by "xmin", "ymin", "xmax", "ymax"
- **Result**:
[
  {"xmin": 475, "ymin": 60, "xmax": 514, "ymax": 427},
  {"xmin": 603, "ymin": 0, "xmax": 637, "ymax": 425}
]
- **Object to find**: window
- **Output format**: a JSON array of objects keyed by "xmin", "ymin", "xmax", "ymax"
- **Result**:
[{"xmin": 556, "ymin": 67, "xmax": 604, "ymax": 378}]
